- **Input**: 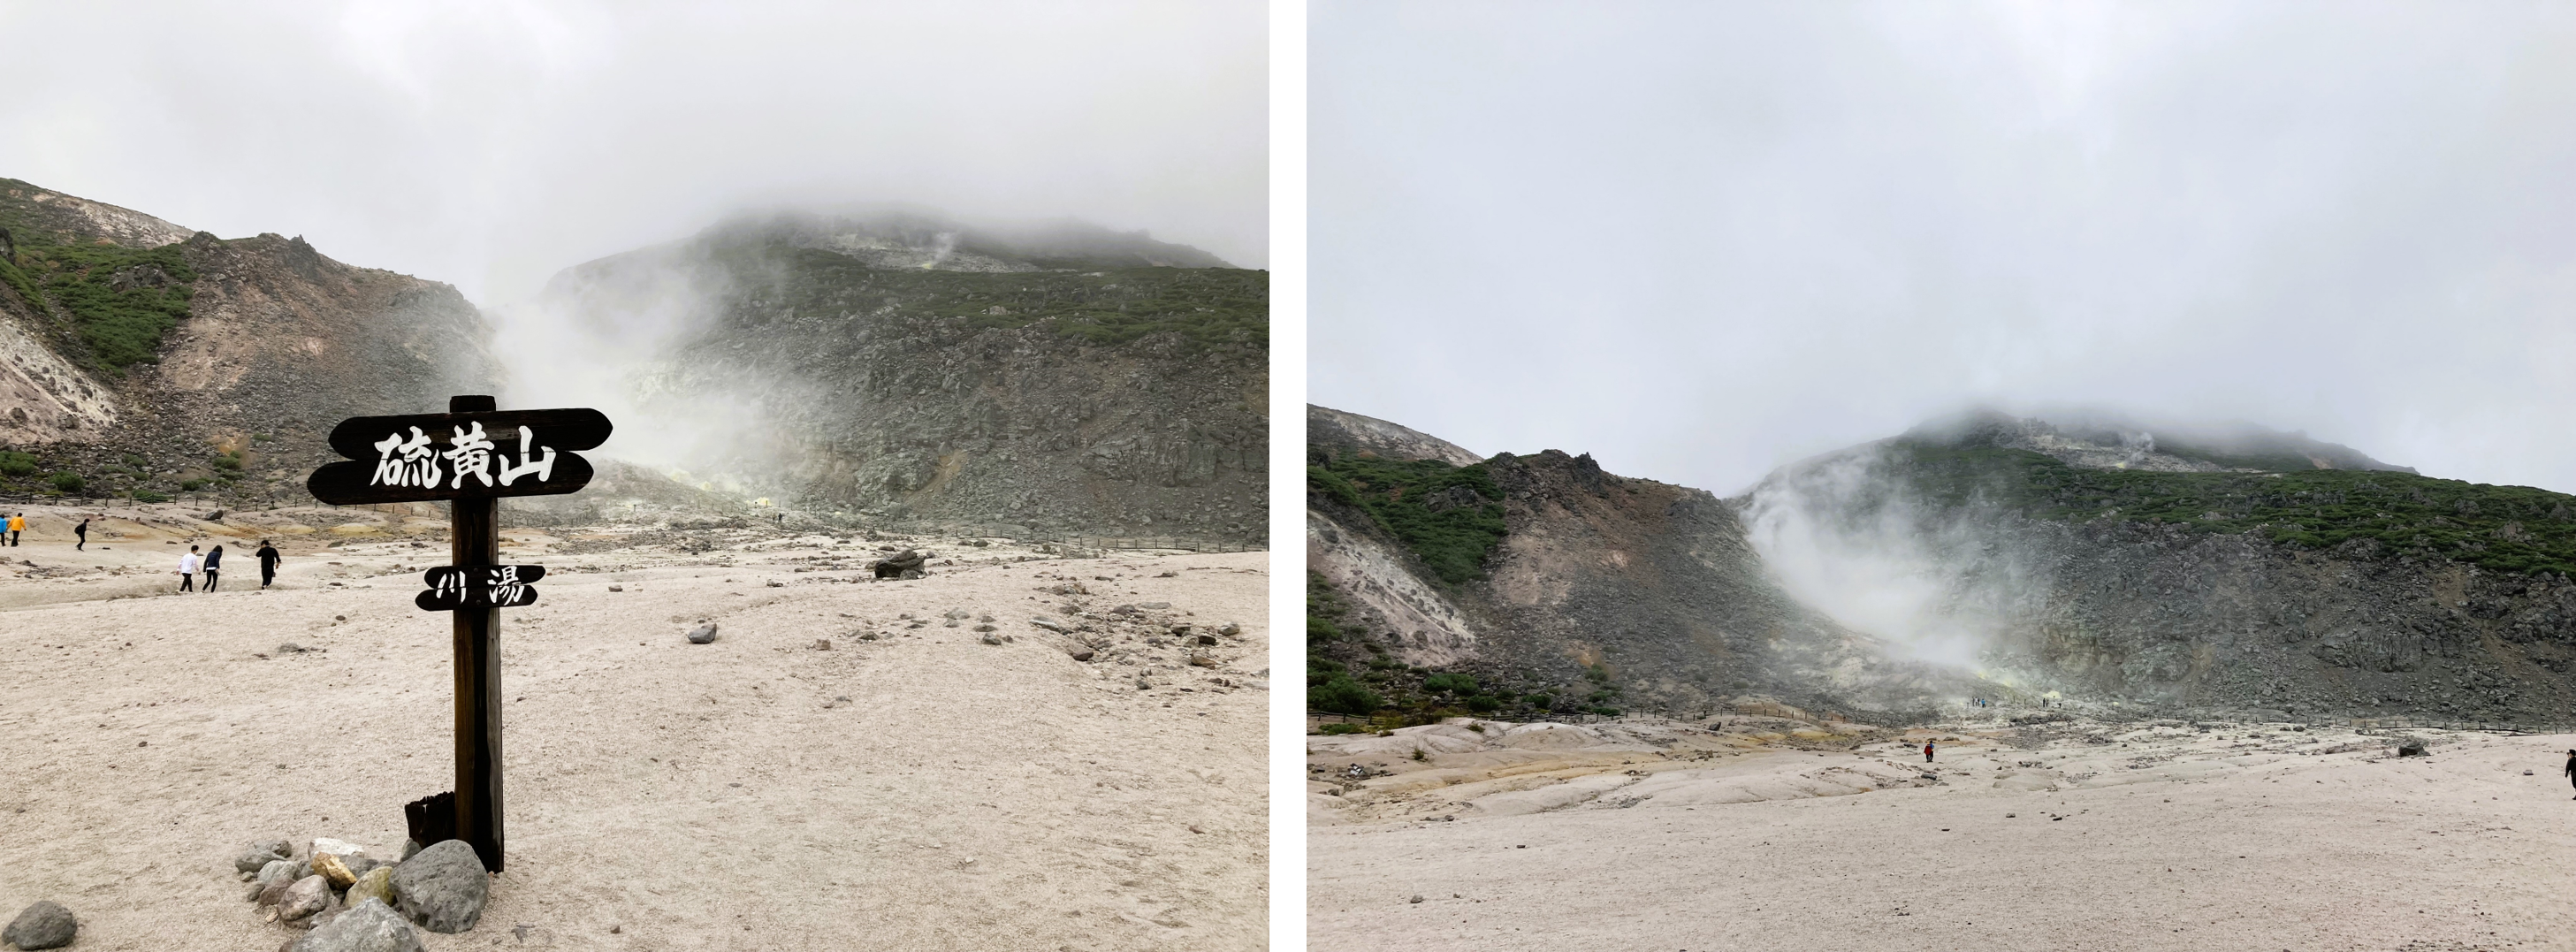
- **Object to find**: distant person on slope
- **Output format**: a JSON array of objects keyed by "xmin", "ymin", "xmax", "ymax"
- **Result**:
[
  {"xmin": 177, "ymin": 545, "xmax": 201, "ymax": 592},
  {"xmin": 74, "ymin": 517, "xmax": 88, "ymax": 551},
  {"xmin": 202, "ymin": 545, "xmax": 224, "ymax": 591},
  {"xmin": 255, "ymin": 540, "xmax": 281, "ymax": 589},
  {"xmin": 1924, "ymin": 740, "xmax": 1936, "ymax": 763}
]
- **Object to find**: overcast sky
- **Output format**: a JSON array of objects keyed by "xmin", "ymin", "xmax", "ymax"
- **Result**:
[
  {"xmin": 0, "ymin": 1, "xmax": 1264, "ymax": 302},
  {"xmin": 1313, "ymin": 1, "xmax": 2576, "ymax": 496}
]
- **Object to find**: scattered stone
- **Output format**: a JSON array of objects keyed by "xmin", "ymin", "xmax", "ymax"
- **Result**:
[
  {"xmin": 1189, "ymin": 655, "xmax": 1217, "ymax": 667},
  {"xmin": 872, "ymin": 549, "xmax": 926, "ymax": 578},
  {"xmin": 2397, "ymin": 739, "xmax": 2428, "ymax": 757},
  {"xmin": 765, "ymin": 580, "xmax": 783, "ymax": 588},
  {"xmin": 3, "ymin": 901, "xmax": 76, "ymax": 949},
  {"xmin": 1137, "ymin": 601, "xmax": 1170, "ymax": 610},
  {"xmin": 1195, "ymin": 634, "xmax": 1218, "ymax": 645},
  {"xmin": 276, "ymin": 875, "xmax": 331, "ymax": 922},
  {"xmin": 685, "ymin": 624, "xmax": 718, "ymax": 644},
  {"xmin": 291, "ymin": 897, "xmax": 421, "ymax": 952},
  {"xmin": 344, "ymin": 856, "xmax": 385, "ymax": 880},
  {"xmin": 977, "ymin": 613, "xmax": 994, "ymax": 622},
  {"xmin": 279, "ymin": 643, "xmax": 308, "ymax": 653},
  {"xmin": 1136, "ymin": 676, "xmax": 1153, "ymax": 689},
  {"xmin": 398, "ymin": 840, "xmax": 422, "ymax": 862},
  {"xmin": 607, "ymin": 584, "xmax": 623, "ymax": 592},
  {"xmin": 944, "ymin": 609, "xmax": 971, "ymax": 620},
  {"xmin": 1170, "ymin": 623, "xmax": 1193, "ymax": 636},
  {"xmin": 973, "ymin": 624, "xmax": 996, "ymax": 632},
  {"xmin": 391, "ymin": 840, "xmax": 488, "ymax": 933},
  {"xmin": 1217, "ymin": 622, "xmax": 1241, "ymax": 636},
  {"xmin": 344, "ymin": 866, "xmax": 394, "ymax": 910},
  {"xmin": 812, "ymin": 639, "xmax": 833, "ymax": 651},
  {"xmin": 1029, "ymin": 618, "xmax": 1069, "ymax": 633},
  {"xmin": 980, "ymin": 634, "xmax": 1004, "ymax": 645},
  {"xmin": 1409, "ymin": 895, "xmax": 1425, "ymax": 904},
  {"xmin": 1071, "ymin": 651, "xmax": 1095, "ymax": 662},
  {"xmin": 943, "ymin": 620, "xmax": 960, "ymax": 628}
]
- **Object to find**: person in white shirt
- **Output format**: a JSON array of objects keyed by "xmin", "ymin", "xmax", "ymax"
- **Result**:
[{"xmin": 178, "ymin": 545, "xmax": 202, "ymax": 592}]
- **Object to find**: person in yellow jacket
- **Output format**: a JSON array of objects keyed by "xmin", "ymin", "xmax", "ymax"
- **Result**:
[{"xmin": 6, "ymin": 513, "xmax": 22, "ymax": 546}]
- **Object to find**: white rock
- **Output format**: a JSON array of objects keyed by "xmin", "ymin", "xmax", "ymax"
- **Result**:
[{"xmin": 311, "ymin": 838, "xmax": 372, "ymax": 860}]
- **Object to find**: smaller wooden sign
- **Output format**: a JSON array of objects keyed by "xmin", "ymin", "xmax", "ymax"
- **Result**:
[{"xmin": 415, "ymin": 564, "xmax": 547, "ymax": 612}]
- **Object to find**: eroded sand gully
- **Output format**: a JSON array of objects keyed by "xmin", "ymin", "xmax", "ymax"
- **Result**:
[
  {"xmin": 1310, "ymin": 714, "xmax": 2576, "ymax": 951},
  {"xmin": 0, "ymin": 503, "xmax": 1268, "ymax": 950}
]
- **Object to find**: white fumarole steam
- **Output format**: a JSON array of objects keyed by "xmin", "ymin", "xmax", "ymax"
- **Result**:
[{"xmin": 1739, "ymin": 444, "xmax": 2038, "ymax": 673}]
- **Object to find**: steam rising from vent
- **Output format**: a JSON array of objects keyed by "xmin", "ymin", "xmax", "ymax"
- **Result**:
[
  {"xmin": 484, "ymin": 248, "xmax": 789, "ymax": 497},
  {"xmin": 1739, "ymin": 444, "xmax": 2032, "ymax": 672}
]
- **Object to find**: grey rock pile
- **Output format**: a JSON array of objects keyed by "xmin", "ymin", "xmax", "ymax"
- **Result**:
[
  {"xmin": 872, "ymin": 549, "xmax": 927, "ymax": 579},
  {"xmin": 233, "ymin": 835, "xmax": 487, "ymax": 943},
  {"xmin": 3, "ymin": 901, "xmax": 76, "ymax": 950}
]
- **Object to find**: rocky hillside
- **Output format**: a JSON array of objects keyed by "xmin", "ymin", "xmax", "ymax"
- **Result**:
[
  {"xmin": 0, "ymin": 178, "xmax": 498, "ymax": 504},
  {"xmin": 1306, "ymin": 405, "xmax": 1967, "ymax": 724},
  {"xmin": 1744, "ymin": 412, "xmax": 2576, "ymax": 725},
  {"xmin": 527, "ymin": 210, "xmax": 1267, "ymax": 544}
]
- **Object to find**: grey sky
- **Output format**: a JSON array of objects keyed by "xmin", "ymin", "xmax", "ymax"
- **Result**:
[
  {"xmin": 1312, "ymin": 1, "xmax": 2576, "ymax": 496},
  {"xmin": 0, "ymin": 1, "xmax": 1265, "ymax": 302}
]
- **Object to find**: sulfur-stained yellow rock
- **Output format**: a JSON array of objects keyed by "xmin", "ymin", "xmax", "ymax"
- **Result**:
[
  {"xmin": 344, "ymin": 866, "xmax": 393, "ymax": 908},
  {"xmin": 311, "ymin": 851, "xmax": 356, "ymax": 889}
]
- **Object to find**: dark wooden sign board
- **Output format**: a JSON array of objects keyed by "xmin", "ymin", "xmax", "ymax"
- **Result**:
[
  {"xmin": 307, "ymin": 396, "xmax": 609, "ymax": 873},
  {"xmin": 415, "ymin": 565, "xmax": 547, "ymax": 611}
]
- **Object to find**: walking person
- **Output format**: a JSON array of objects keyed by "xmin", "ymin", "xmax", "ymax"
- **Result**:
[
  {"xmin": 73, "ymin": 516, "xmax": 88, "ymax": 551},
  {"xmin": 202, "ymin": 544, "xmax": 223, "ymax": 591},
  {"xmin": 2565, "ymin": 749, "xmax": 2574, "ymax": 800},
  {"xmin": 7, "ymin": 512, "xmax": 21, "ymax": 546},
  {"xmin": 255, "ymin": 539, "xmax": 281, "ymax": 589},
  {"xmin": 177, "ymin": 545, "xmax": 201, "ymax": 592},
  {"xmin": 1924, "ymin": 740, "xmax": 1936, "ymax": 763}
]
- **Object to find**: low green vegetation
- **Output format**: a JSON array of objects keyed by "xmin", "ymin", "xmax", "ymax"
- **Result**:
[
  {"xmin": 1886, "ymin": 440, "xmax": 2576, "ymax": 577},
  {"xmin": 5, "ymin": 241, "xmax": 199, "ymax": 370},
  {"xmin": 0, "ymin": 451, "xmax": 34, "ymax": 477},
  {"xmin": 48, "ymin": 472, "xmax": 82, "ymax": 493},
  {"xmin": 1307, "ymin": 571, "xmax": 1614, "ymax": 725},
  {"xmin": 1308, "ymin": 455, "xmax": 1508, "ymax": 583},
  {"xmin": 131, "ymin": 490, "xmax": 170, "ymax": 504},
  {"xmin": 719, "ymin": 244, "xmax": 1267, "ymax": 352}
]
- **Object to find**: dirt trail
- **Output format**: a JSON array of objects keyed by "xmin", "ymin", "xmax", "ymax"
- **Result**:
[{"xmin": 0, "ymin": 503, "xmax": 1269, "ymax": 950}]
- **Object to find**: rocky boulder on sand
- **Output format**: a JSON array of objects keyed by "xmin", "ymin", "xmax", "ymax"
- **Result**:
[
  {"xmin": 390, "ymin": 840, "xmax": 488, "ymax": 933},
  {"xmin": 273, "ymin": 875, "xmax": 331, "ymax": 923},
  {"xmin": 686, "ymin": 623, "xmax": 719, "ymax": 644},
  {"xmin": 872, "ymin": 549, "xmax": 926, "ymax": 579},
  {"xmin": 3, "ymin": 901, "xmax": 77, "ymax": 950},
  {"xmin": 288, "ymin": 898, "xmax": 423, "ymax": 952}
]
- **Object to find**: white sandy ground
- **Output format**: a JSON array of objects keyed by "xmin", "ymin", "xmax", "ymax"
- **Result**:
[
  {"xmin": 0, "ymin": 503, "xmax": 1268, "ymax": 950},
  {"xmin": 1309, "ymin": 715, "xmax": 2576, "ymax": 951}
]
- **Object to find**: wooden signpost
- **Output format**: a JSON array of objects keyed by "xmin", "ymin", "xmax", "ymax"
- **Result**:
[{"xmin": 308, "ymin": 395, "xmax": 611, "ymax": 873}]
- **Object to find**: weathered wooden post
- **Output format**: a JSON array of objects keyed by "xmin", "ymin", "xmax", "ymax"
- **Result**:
[{"xmin": 309, "ymin": 395, "xmax": 611, "ymax": 872}]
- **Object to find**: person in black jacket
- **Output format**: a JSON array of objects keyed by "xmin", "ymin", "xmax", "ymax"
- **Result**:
[
  {"xmin": 256, "ymin": 540, "xmax": 282, "ymax": 588},
  {"xmin": 74, "ymin": 517, "xmax": 88, "ymax": 551},
  {"xmin": 202, "ymin": 544, "xmax": 224, "ymax": 591},
  {"xmin": 2565, "ymin": 750, "xmax": 2574, "ymax": 800}
]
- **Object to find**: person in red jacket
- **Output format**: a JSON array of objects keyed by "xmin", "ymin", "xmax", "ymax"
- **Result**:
[{"xmin": 1923, "ymin": 740, "xmax": 1935, "ymax": 763}]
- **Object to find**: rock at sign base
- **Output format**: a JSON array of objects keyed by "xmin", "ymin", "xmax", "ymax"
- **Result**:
[
  {"xmin": 278, "ymin": 875, "xmax": 331, "ymax": 922},
  {"xmin": 313, "ymin": 851, "xmax": 357, "ymax": 888},
  {"xmin": 391, "ymin": 840, "xmax": 489, "ymax": 933},
  {"xmin": 3, "ymin": 901, "xmax": 77, "ymax": 950},
  {"xmin": 685, "ymin": 623, "xmax": 719, "ymax": 644},
  {"xmin": 398, "ymin": 840, "xmax": 423, "ymax": 863},
  {"xmin": 345, "ymin": 866, "xmax": 395, "ymax": 910},
  {"xmin": 311, "ymin": 837, "xmax": 370, "ymax": 860},
  {"xmin": 236, "ymin": 840, "xmax": 293, "ymax": 873},
  {"xmin": 255, "ymin": 872, "xmax": 298, "ymax": 908},
  {"xmin": 258, "ymin": 858, "xmax": 299, "ymax": 886},
  {"xmin": 290, "ymin": 897, "xmax": 423, "ymax": 952}
]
